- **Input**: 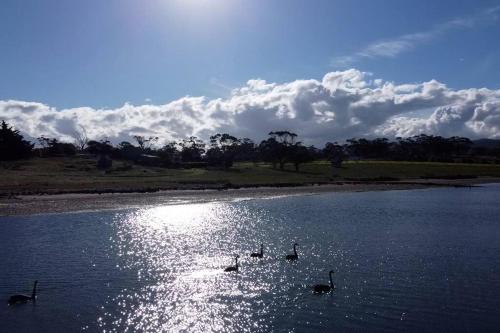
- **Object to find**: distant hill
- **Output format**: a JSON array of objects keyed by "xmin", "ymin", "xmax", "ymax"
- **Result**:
[{"xmin": 473, "ymin": 139, "xmax": 500, "ymax": 148}]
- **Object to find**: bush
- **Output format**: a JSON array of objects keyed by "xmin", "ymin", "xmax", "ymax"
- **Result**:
[{"xmin": 97, "ymin": 155, "xmax": 113, "ymax": 170}]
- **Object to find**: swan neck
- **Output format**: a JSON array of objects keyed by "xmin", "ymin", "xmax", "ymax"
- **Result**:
[{"xmin": 32, "ymin": 282, "xmax": 37, "ymax": 299}]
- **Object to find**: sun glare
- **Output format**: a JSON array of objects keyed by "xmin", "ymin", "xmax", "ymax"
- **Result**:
[
  {"xmin": 169, "ymin": 0, "xmax": 233, "ymax": 19},
  {"xmin": 172, "ymin": 0, "xmax": 222, "ymax": 10}
]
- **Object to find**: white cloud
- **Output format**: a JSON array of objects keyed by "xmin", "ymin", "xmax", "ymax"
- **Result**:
[
  {"xmin": 1, "ymin": 69, "xmax": 500, "ymax": 147},
  {"xmin": 331, "ymin": 5, "xmax": 500, "ymax": 67}
]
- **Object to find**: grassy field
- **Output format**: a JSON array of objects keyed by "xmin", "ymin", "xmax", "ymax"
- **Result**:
[{"xmin": 1, "ymin": 156, "xmax": 500, "ymax": 194}]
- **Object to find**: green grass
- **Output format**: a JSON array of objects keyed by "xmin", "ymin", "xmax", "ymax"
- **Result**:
[
  {"xmin": 1, "ymin": 156, "xmax": 500, "ymax": 194},
  {"xmin": 301, "ymin": 160, "xmax": 500, "ymax": 179}
]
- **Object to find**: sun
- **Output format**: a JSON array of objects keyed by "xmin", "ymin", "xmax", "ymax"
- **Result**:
[
  {"xmin": 175, "ymin": 0, "xmax": 226, "ymax": 10},
  {"xmin": 157, "ymin": 0, "xmax": 235, "ymax": 31}
]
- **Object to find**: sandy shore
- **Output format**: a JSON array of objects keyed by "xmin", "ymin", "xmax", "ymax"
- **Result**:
[{"xmin": 1, "ymin": 178, "xmax": 498, "ymax": 216}]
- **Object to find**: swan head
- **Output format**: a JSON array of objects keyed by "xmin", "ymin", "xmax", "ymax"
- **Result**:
[{"xmin": 329, "ymin": 270, "xmax": 334, "ymax": 275}]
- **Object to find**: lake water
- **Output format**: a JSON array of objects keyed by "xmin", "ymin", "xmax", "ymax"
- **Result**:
[{"xmin": 1, "ymin": 185, "xmax": 500, "ymax": 332}]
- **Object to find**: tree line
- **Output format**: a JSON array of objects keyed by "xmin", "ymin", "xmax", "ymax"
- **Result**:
[{"xmin": 1, "ymin": 120, "xmax": 499, "ymax": 170}]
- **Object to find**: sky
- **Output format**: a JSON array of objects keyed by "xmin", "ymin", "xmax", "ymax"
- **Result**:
[{"xmin": 1, "ymin": 0, "xmax": 499, "ymax": 145}]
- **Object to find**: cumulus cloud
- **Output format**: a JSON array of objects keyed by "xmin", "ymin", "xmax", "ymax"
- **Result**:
[{"xmin": 1, "ymin": 69, "xmax": 500, "ymax": 147}]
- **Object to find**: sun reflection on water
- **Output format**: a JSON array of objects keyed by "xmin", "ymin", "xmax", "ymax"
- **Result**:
[
  {"xmin": 101, "ymin": 202, "xmax": 278, "ymax": 332},
  {"xmin": 136, "ymin": 203, "xmax": 219, "ymax": 232}
]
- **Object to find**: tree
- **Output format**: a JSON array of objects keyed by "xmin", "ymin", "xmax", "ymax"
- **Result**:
[
  {"xmin": 86, "ymin": 139, "xmax": 114, "ymax": 155},
  {"xmin": 258, "ymin": 138, "xmax": 283, "ymax": 169},
  {"xmin": 449, "ymin": 136, "xmax": 472, "ymax": 156},
  {"xmin": 72, "ymin": 125, "xmax": 89, "ymax": 151},
  {"xmin": 210, "ymin": 133, "xmax": 239, "ymax": 150},
  {"xmin": 85, "ymin": 139, "xmax": 114, "ymax": 170},
  {"xmin": 235, "ymin": 138, "xmax": 258, "ymax": 163},
  {"xmin": 157, "ymin": 142, "xmax": 180, "ymax": 167},
  {"xmin": 117, "ymin": 141, "xmax": 141, "ymax": 161},
  {"xmin": 206, "ymin": 133, "xmax": 240, "ymax": 168},
  {"xmin": 0, "ymin": 120, "xmax": 34, "ymax": 160},
  {"xmin": 180, "ymin": 136, "xmax": 205, "ymax": 162},
  {"xmin": 323, "ymin": 142, "xmax": 345, "ymax": 176},
  {"xmin": 37, "ymin": 136, "xmax": 76, "ymax": 157},
  {"xmin": 133, "ymin": 135, "xmax": 159, "ymax": 151},
  {"xmin": 289, "ymin": 144, "xmax": 314, "ymax": 171},
  {"xmin": 345, "ymin": 138, "xmax": 391, "ymax": 159},
  {"xmin": 259, "ymin": 131, "xmax": 299, "ymax": 170},
  {"xmin": 268, "ymin": 131, "xmax": 298, "ymax": 145}
]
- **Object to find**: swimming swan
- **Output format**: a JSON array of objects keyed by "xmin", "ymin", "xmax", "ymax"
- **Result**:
[
  {"xmin": 224, "ymin": 255, "xmax": 239, "ymax": 272},
  {"xmin": 250, "ymin": 244, "xmax": 264, "ymax": 258},
  {"xmin": 313, "ymin": 271, "xmax": 335, "ymax": 294},
  {"xmin": 8, "ymin": 280, "xmax": 38, "ymax": 305},
  {"xmin": 286, "ymin": 243, "xmax": 299, "ymax": 261}
]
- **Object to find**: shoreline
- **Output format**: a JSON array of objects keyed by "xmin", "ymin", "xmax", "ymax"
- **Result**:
[{"xmin": 1, "ymin": 178, "xmax": 498, "ymax": 216}]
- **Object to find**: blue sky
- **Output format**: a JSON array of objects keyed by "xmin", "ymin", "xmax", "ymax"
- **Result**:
[
  {"xmin": 1, "ymin": 0, "xmax": 499, "ymax": 144},
  {"xmin": 1, "ymin": 0, "xmax": 499, "ymax": 108}
]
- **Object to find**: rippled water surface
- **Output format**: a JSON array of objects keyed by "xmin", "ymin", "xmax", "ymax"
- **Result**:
[{"xmin": 1, "ymin": 185, "xmax": 500, "ymax": 332}]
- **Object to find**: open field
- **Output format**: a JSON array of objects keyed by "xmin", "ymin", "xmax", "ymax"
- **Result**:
[{"xmin": 1, "ymin": 156, "xmax": 500, "ymax": 195}]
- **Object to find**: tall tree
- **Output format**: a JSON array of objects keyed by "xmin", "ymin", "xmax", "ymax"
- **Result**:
[
  {"xmin": 259, "ymin": 138, "xmax": 284, "ymax": 169},
  {"xmin": 180, "ymin": 136, "xmax": 205, "ymax": 162},
  {"xmin": 0, "ymin": 120, "xmax": 34, "ymax": 160},
  {"xmin": 268, "ymin": 131, "xmax": 298, "ymax": 145},
  {"xmin": 323, "ymin": 142, "xmax": 345, "ymax": 176},
  {"xmin": 72, "ymin": 125, "xmax": 89, "ymax": 151},
  {"xmin": 259, "ymin": 131, "xmax": 299, "ymax": 170},
  {"xmin": 235, "ymin": 138, "xmax": 258, "ymax": 163},
  {"xmin": 157, "ymin": 142, "xmax": 180, "ymax": 167},
  {"xmin": 289, "ymin": 144, "xmax": 314, "ymax": 171},
  {"xmin": 206, "ymin": 133, "xmax": 240, "ymax": 168},
  {"xmin": 133, "ymin": 135, "xmax": 159, "ymax": 151}
]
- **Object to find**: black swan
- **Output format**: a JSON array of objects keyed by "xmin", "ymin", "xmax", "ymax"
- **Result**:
[
  {"xmin": 313, "ymin": 271, "xmax": 335, "ymax": 294},
  {"xmin": 286, "ymin": 243, "xmax": 298, "ymax": 261},
  {"xmin": 224, "ymin": 255, "xmax": 239, "ymax": 272},
  {"xmin": 250, "ymin": 244, "xmax": 264, "ymax": 258},
  {"xmin": 8, "ymin": 280, "xmax": 38, "ymax": 305}
]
